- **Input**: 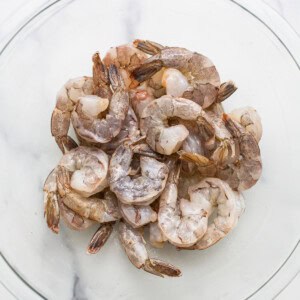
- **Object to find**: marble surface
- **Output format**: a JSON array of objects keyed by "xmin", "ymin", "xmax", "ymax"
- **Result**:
[{"xmin": 0, "ymin": 0, "xmax": 300, "ymax": 299}]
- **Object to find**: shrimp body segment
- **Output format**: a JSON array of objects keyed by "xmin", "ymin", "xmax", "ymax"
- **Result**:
[
  {"xmin": 109, "ymin": 143, "xmax": 169, "ymax": 205},
  {"xmin": 119, "ymin": 222, "xmax": 181, "ymax": 277}
]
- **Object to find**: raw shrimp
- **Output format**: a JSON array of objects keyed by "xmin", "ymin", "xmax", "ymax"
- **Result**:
[
  {"xmin": 158, "ymin": 161, "xmax": 208, "ymax": 247},
  {"xmin": 132, "ymin": 40, "xmax": 237, "ymax": 108},
  {"xmin": 220, "ymin": 114, "xmax": 262, "ymax": 191},
  {"xmin": 187, "ymin": 178, "xmax": 244, "ymax": 250},
  {"xmin": 109, "ymin": 143, "xmax": 169, "ymax": 205},
  {"xmin": 87, "ymin": 223, "xmax": 114, "ymax": 254},
  {"xmin": 100, "ymin": 106, "xmax": 140, "ymax": 154},
  {"xmin": 44, "ymin": 167, "xmax": 94, "ymax": 233},
  {"xmin": 179, "ymin": 114, "xmax": 262, "ymax": 191},
  {"xmin": 140, "ymin": 95, "xmax": 202, "ymax": 155},
  {"xmin": 72, "ymin": 64, "xmax": 129, "ymax": 144},
  {"xmin": 103, "ymin": 43, "xmax": 148, "ymax": 89},
  {"xmin": 149, "ymin": 222, "xmax": 168, "ymax": 248},
  {"xmin": 58, "ymin": 146, "xmax": 109, "ymax": 197},
  {"xmin": 51, "ymin": 76, "xmax": 94, "ymax": 153},
  {"xmin": 56, "ymin": 166, "xmax": 121, "ymax": 222},
  {"xmin": 118, "ymin": 221, "xmax": 181, "ymax": 277},
  {"xmin": 119, "ymin": 202, "xmax": 157, "ymax": 228},
  {"xmin": 229, "ymin": 106, "xmax": 262, "ymax": 142}
]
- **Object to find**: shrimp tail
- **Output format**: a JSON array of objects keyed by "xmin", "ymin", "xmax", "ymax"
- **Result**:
[
  {"xmin": 109, "ymin": 64, "xmax": 125, "ymax": 90},
  {"xmin": 92, "ymin": 52, "xmax": 112, "ymax": 99},
  {"xmin": 44, "ymin": 193, "xmax": 60, "ymax": 234},
  {"xmin": 217, "ymin": 81, "xmax": 237, "ymax": 103},
  {"xmin": 87, "ymin": 223, "xmax": 114, "ymax": 254},
  {"xmin": 55, "ymin": 136, "xmax": 78, "ymax": 154},
  {"xmin": 131, "ymin": 60, "xmax": 163, "ymax": 83},
  {"xmin": 144, "ymin": 259, "xmax": 181, "ymax": 277},
  {"xmin": 56, "ymin": 166, "xmax": 71, "ymax": 197},
  {"xmin": 133, "ymin": 39, "xmax": 164, "ymax": 55}
]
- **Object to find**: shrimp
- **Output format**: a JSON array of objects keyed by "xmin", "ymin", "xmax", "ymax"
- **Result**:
[
  {"xmin": 51, "ymin": 76, "xmax": 94, "ymax": 153},
  {"xmin": 100, "ymin": 106, "xmax": 140, "ymax": 154},
  {"xmin": 220, "ymin": 114, "xmax": 262, "ymax": 191},
  {"xmin": 228, "ymin": 106, "xmax": 262, "ymax": 142},
  {"xmin": 72, "ymin": 64, "xmax": 129, "ymax": 144},
  {"xmin": 118, "ymin": 221, "xmax": 181, "ymax": 277},
  {"xmin": 132, "ymin": 40, "xmax": 237, "ymax": 108},
  {"xmin": 58, "ymin": 146, "xmax": 109, "ymax": 197},
  {"xmin": 109, "ymin": 143, "xmax": 169, "ymax": 205},
  {"xmin": 56, "ymin": 166, "xmax": 121, "ymax": 222},
  {"xmin": 119, "ymin": 202, "xmax": 157, "ymax": 228},
  {"xmin": 140, "ymin": 95, "xmax": 201, "ymax": 155},
  {"xmin": 179, "ymin": 114, "xmax": 262, "ymax": 191},
  {"xmin": 186, "ymin": 178, "xmax": 244, "ymax": 250},
  {"xmin": 158, "ymin": 161, "xmax": 208, "ymax": 247},
  {"xmin": 44, "ymin": 167, "xmax": 94, "ymax": 233},
  {"xmin": 51, "ymin": 53, "xmax": 111, "ymax": 153},
  {"xmin": 103, "ymin": 43, "xmax": 148, "ymax": 89},
  {"xmin": 149, "ymin": 222, "xmax": 168, "ymax": 248},
  {"xmin": 87, "ymin": 223, "xmax": 114, "ymax": 254}
]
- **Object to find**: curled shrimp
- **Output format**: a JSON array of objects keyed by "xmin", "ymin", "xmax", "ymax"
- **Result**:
[
  {"xmin": 58, "ymin": 146, "xmax": 109, "ymax": 197},
  {"xmin": 158, "ymin": 161, "xmax": 208, "ymax": 247},
  {"xmin": 103, "ymin": 43, "xmax": 148, "ymax": 89},
  {"xmin": 132, "ymin": 40, "xmax": 237, "ymax": 108},
  {"xmin": 140, "ymin": 95, "xmax": 202, "ymax": 155},
  {"xmin": 119, "ymin": 202, "xmax": 157, "ymax": 228},
  {"xmin": 57, "ymin": 166, "xmax": 121, "ymax": 222},
  {"xmin": 109, "ymin": 143, "xmax": 169, "ymax": 205},
  {"xmin": 186, "ymin": 178, "xmax": 245, "ymax": 250},
  {"xmin": 51, "ymin": 76, "xmax": 94, "ymax": 153},
  {"xmin": 72, "ymin": 64, "xmax": 129, "ymax": 144},
  {"xmin": 179, "ymin": 114, "xmax": 262, "ymax": 191},
  {"xmin": 43, "ymin": 167, "xmax": 94, "ymax": 233},
  {"xmin": 228, "ymin": 106, "xmax": 262, "ymax": 142},
  {"xmin": 118, "ymin": 221, "xmax": 181, "ymax": 277}
]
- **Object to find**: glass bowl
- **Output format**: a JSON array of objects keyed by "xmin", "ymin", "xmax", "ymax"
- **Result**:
[{"xmin": 0, "ymin": 0, "xmax": 299, "ymax": 299}]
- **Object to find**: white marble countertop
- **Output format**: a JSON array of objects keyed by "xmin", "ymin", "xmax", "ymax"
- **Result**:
[{"xmin": 0, "ymin": 1, "xmax": 299, "ymax": 299}]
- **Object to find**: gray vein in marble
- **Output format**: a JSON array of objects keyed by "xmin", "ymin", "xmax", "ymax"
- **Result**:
[{"xmin": 72, "ymin": 275, "xmax": 88, "ymax": 300}]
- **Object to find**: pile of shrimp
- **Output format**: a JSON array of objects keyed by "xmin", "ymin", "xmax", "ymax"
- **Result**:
[{"xmin": 44, "ymin": 40, "xmax": 262, "ymax": 277}]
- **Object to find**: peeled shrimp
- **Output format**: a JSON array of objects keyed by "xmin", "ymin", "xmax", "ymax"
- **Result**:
[
  {"xmin": 56, "ymin": 166, "xmax": 120, "ymax": 222},
  {"xmin": 118, "ymin": 221, "xmax": 181, "ymax": 277},
  {"xmin": 103, "ymin": 43, "xmax": 148, "ymax": 89},
  {"xmin": 220, "ymin": 114, "xmax": 262, "ymax": 191},
  {"xmin": 109, "ymin": 143, "xmax": 169, "ymax": 205},
  {"xmin": 132, "ymin": 40, "xmax": 237, "ymax": 108},
  {"xmin": 229, "ymin": 106, "xmax": 262, "ymax": 142},
  {"xmin": 58, "ymin": 146, "xmax": 109, "ymax": 197},
  {"xmin": 140, "ymin": 95, "xmax": 202, "ymax": 155},
  {"xmin": 149, "ymin": 222, "xmax": 168, "ymax": 248},
  {"xmin": 51, "ymin": 76, "xmax": 94, "ymax": 153},
  {"xmin": 100, "ymin": 106, "xmax": 140, "ymax": 154},
  {"xmin": 72, "ymin": 64, "xmax": 129, "ymax": 144},
  {"xmin": 187, "ymin": 178, "xmax": 244, "ymax": 250},
  {"xmin": 158, "ymin": 161, "xmax": 208, "ymax": 247},
  {"xmin": 119, "ymin": 202, "xmax": 157, "ymax": 228},
  {"xmin": 44, "ymin": 167, "xmax": 94, "ymax": 233}
]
